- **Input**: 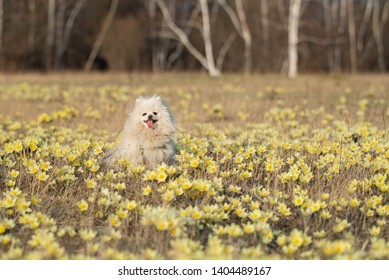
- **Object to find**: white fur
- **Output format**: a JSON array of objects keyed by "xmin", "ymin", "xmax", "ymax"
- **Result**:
[{"xmin": 105, "ymin": 96, "xmax": 177, "ymax": 169}]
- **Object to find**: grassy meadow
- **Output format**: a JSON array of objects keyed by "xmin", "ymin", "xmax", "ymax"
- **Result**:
[{"xmin": 0, "ymin": 73, "xmax": 388, "ymax": 260}]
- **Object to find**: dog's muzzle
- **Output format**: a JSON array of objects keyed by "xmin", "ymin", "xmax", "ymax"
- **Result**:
[{"xmin": 144, "ymin": 116, "xmax": 157, "ymax": 128}]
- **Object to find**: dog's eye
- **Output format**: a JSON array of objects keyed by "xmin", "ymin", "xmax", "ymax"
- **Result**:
[
  {"xmin": 153, "ymin": 112, "xmax": 158, "ymax": 115},
  {"xmin": 142, "ymin": 113, "xmax": 147, "ymax": 116}
]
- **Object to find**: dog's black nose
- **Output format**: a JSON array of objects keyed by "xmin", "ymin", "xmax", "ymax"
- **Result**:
[{"xmin": 148, "ymin": 114, "xmax": 153, "ymax": 119}]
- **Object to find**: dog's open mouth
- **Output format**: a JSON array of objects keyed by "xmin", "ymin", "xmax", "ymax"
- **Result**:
[{"xmin": 145, "ymin": 119, "xmax": 157, "ymax": 129}]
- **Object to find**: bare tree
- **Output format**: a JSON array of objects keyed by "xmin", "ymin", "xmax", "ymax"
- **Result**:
[
  {"xmin": 357, "ymin": 0, "xmax": 373, "ymax": 66},
  {"xmin": 85, "ymin": 0, "xmax": 119, "ymax": 72},
  {"xmin": 155, "ymin": 0, "xmax": 220, "ymax": 77},
  {"xmin": 217, "ymin": 0, "xmax": 252, "ymax": 73},
  {"xmin": 46, "ymin": 0, "xmax": 56, "ymax": 71},
  {"xmin": 63, "ymin": 0, "xmax": 86, "ymax": 53},
  {"xmin": 288, "ymin": 0, "xmax": 301, "ymax": 78},
  {"xmin": 328, "ymin": 0, "xmax": 343, "ymax": 72},
  {"xmin": 148, "ymin": 0, "xmax": 160, "ymax": 72},
  {"xmin": 151, "ymin": 0, "xmax": 175, "ymax": 72},
  {"xmin": 323, "ymin": 0, "xmax": 333, "ymax": 71},
  {"xmin": 347, "ymin": 0, "xmax": 357, "ymax": 72},
  {"xmin": 166, "ymin": 2, "xmax": 199, "ymax": 70},
  {"xmin": 260, "ymin": 0, "xmax": 269, "ymax": 72},
  {"xmin": 28, "ymin": 0, "xmax": 36, "ymax": 53},
  {"xmin": 149, "ymin": 1, "xmax": 199, "ymax": 72},
  {"xmin": 54, "ymin": 0, "xmax": 65, "ymax": 71},
  {"xmin": 372, "ymin": 0, "xmax": 388, "ymax": 72},
  {"xmin": 235, "ymin": 0, "xmax": 252, "ymax": 73},
  {"xmin": 54, "ymin": 0, "xmax": 86, "ymax": 70},
  {"xmin": 199, "ymin": 0, "xmax": 219, "ymax": 76}
]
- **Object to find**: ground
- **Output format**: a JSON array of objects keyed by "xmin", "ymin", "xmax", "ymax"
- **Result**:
[{"xmin": 0, "ymin": 73, "xmax": 388, "ymax": 259}]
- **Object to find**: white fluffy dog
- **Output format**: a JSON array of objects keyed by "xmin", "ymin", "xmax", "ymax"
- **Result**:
[{"xmin": 104, "ymin": 96, "xmax": 177, "ymax": 168}]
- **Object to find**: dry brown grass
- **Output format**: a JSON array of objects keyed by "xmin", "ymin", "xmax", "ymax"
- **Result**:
[{"xmin": 0, "ymin": 73, "xmax": 388, "ymax": 259}]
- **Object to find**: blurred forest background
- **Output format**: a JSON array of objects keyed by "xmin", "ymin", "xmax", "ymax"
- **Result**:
[{"xmin": 0, "ymin": 0, "xmax": 388, "ymax": 76}]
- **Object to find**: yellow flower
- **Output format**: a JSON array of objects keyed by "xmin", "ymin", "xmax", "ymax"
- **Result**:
[
  {"xmin": 13, "ymin": 140, "xmax": 23, "ymax": 152},
  {"xmin": 349, "ymin": 198, "xmax": 360, "ymax": 207},
  {"xmin": 243, "ymin": 223, "xmax": 255, "ymax": 234},
  {"xmin": 163, "ymin": 190, "xmax": 175, "ymax": 202},
  {"xmin": 242, "ymin": 170, "xmax": 252, "ymax": 179},
  {"xmin": 191, "ymin": 210, "xmax": 202, "ymax": 220},
  {"xmin": 278, "ymin": 203, "xmax": 291, "ymax": 216},
  {"xmin": 289, "ymin": 230, "xmax": 304, "ymax": 247},
  {"xmin": 109, "ymin": 215, "xmax": 121, "ymax": 228},
  {"xmin": 293, "ymin": 196, "xmax": 304, "ymax": 206},
  {"xmin": 3, "ymin": 197, "xmax": 15, "ymax": 208},
  {"xmin": 310, "ymin": 202, "xmax": 321, "ymax": 213},
  {"xmin": 125, "ymin": 200, "xmax": 137, "ymax": 211},
  {"xmin": 369, "ymin": 226, "xmax": 380, "ymax": 237},
  {"xmin": 39, "ymin": 161, "xmax": 51, "ymax": 171},
  {"xmin": 167, "ymin": 166, "xmax": 176, "ymax": 175},
  {"xmin": 0, "ymin": 224, "xmax": 6, "ymax": 234},
  {"xmin": 320, "ymin": 210, "xmax": 332, "ymax": 219},
  {"xmin": 77, "ymin": 200, "xmax": 89, "ymax": 212},
  {"xmin": 36, "ymin": 171, "xmax": 49, "ymax": 181},
  {"xmin": 156, "ymin": 220, "xmax": 169, "ymax": 231},
  {"xmin": 85, "ymin": 179, "xmax": 96, "ymax": 189},
  {"xmin": 28, "ymin": 165, "xmax": 39, "ymax": 174},
  {"xmin": 145, "ymin": 171, "xmax": 157, "ymax": 181},
  {"xmin": 265, "ymin": 162, "xmax": 274, "ymax": 172},
  {"xmin": 9, "ymin": 169, "xmax": 20, "ymax": 178},
  {"xmin": 68, "ymin": 154, "xmax": 76, "ymax": 162},
  {"xmin": 79, "ymin": 229, "xmax": 97, "ymax": 241},
  {"xmin": 190, "ymin": 159, "xmax": 200, "ymax": 168},
  {"xmin": 143, "ymin": 185, "xmax": 152, "ymax": 196},
  {"xmin": 90, "ymin": 164, "xmax": 100, "ymax": 172},
  {"xmin": 277, "ymin": 235, "xmax": 287, "ymax": 246},
  {"xmin": 7, "ymin": 180, "xmax": 16, "ymax": 187},
  {"xmin": 249, "ymin": 210, "xmax": 262, "ymax": 221},
  {"xmin": 84, "ymin": 159, "xmax": 93, "ymax": 168},
  {"xmin": 115, "ymin": 182, "xmax": 126, "ymax": 191},
  {"xmin": 5, "ymin": 143, "xmax": 15, "ymax": 154},
  {"xmin": 207, "ymin": 164, "xmax": 217, "ymax": 174},
  {"xmin": 260, "ymin": 189, "xmax": 270, "ymax": 197},
  {"xmin": 157, "ymin": 171, "xmax": 167, "ymax": 183}
]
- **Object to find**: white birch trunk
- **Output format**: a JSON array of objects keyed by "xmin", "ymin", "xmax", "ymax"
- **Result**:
[
  {"xmin": 260, "ymin": 0, "xmax": 269, "ymax": 72},
  {"xmin": 54, "ymin": 0, "xmax": 65, "ymax": 70},
  {"xmin": 218, "ymin": 0, "xmax": 251, "ymax": 73},
  {"xmin": 28, "ymin": 0, "xmax": 36, "ymax": 53},
  {"xmin": 323, "ymin": 0, "xmax": 333, "ymax": 71},
  {"xmin": 148, "ymin": 0, "xmax": 159, "ymax": 72},
  {"xmin": 372, "ymin": 0, "xmax": 386, "ymax": 72},
  {"xmin": 54, "ymin": 0, "xmax": 86, "ymax": 70},
  {"xmin": 288, "ymin": 0, "xmax": 301, "ymax": 78},
  {"xmin": 347, "ymin": 0, "xmax": 357, "ymax": 72},
  {"xmin": 235, "ymin": 0, "xmax": 252, "ymax": 73},
  {"xmin": 357, "ymin": 0, "xmax": 373, "ymax": 61},
  {"xmin": 85, "ymin": 0, "xmax": 119, "ymax": 72},
  {"xmin": 199, "ymin": 0, "xmax": 220, "ymax": 77},
  {"xmin": 155, "ymin": 0, "xmax": 220, "ymax": 77},
  {"xmin": 63, "ymin": 0, "xmax": 86, "ymax": 53},
  {"xmin": 46, "ymin": 0, "xmax": 56, "ymax": 71}
]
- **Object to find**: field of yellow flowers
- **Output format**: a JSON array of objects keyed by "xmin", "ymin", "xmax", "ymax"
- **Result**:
[{"xmin": 0, "ymin": 73, "xmax": 388, "ymax": 260}]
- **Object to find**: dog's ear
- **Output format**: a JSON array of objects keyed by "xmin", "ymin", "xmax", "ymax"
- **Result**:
[
  {"xmin": 135, "ymin": 96, "xmax": 145, "ymax": 105},
  {"xmin": 153, "ymin": 94, "xmax": 162, "ymax": 102},
  {"xmin": 153, "ymin": 95, "xmax": 163, "ymax": 104}
]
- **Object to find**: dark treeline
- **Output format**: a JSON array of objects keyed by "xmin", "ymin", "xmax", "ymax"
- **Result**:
[{"xmin": 0, "ymin": 0, "xmax": 388, "ymax": 75}]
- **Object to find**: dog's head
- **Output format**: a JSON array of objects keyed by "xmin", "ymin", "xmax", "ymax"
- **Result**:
[{"xmin": 134, "ymin": 96, "xmax": 164, "ymax": 129}]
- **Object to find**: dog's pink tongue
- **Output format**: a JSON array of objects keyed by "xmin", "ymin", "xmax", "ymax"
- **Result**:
[{"xmin": 147, "ymin": 120, "xmax": 153, "ymax": 128}]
